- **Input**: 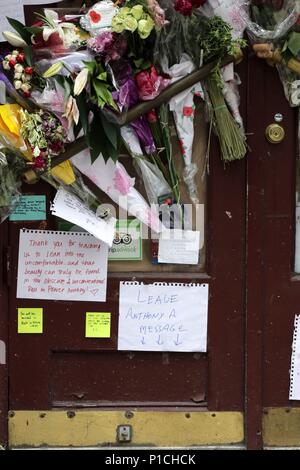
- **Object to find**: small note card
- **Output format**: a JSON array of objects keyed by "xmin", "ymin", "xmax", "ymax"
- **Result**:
[
  {"xmin": 85, "ymin": 312, "xmax": 111, "ymax": 338},
  {"xmin": 18, "ymin": 308, "xmax": 43, "ymax": 334},
  {"xmin": 51, "ymin": 187, "xmax": 116, "ymax": 246},
  {"xmin": 290, "ymin": 315, "xmax": 300, "ymax": 400},
  {"xmin": 118, "ymin": 282, "xmax": 209, "ymax": 352},
  {"xmin": 158, "ymin": 230, "xmax": 200, "ymax": 265},
  {"xmin": 9, "ymin": 195, "xmax": 46, "ymax": 222}
]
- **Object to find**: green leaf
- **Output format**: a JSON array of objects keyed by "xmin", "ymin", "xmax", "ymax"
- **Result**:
[
  {"xmin": 7, "ymin": 17, "xmax": 31, "ymax": 43},
  {"xmin": 89, "ymin": 112, "xmax": 104, "ymax": 163},
  {"xmin": 83, "ymin": 61, "xmax": 96, "ymax": 74},
  {"xmin": 75, "ymin": 91, "xmax": 90, "ymax": 145},
  {"xmin": 133, "ymin": 58, "xmax": 151, "ymax": 72},
  {"xmin": 287, "ymin": 32, "xmax": 300, "ymax": 58},
  {"xmin": 97, "ymin": 71, "xmax": 107, "ymax": 81},
  {"xmin": 100, "ymin": 112, "xmax": 120, "ymax": 150},
  {"xmin": 25, "ymin": 26, "xmax": 43, "ymax": 35},
  {"xmin": 24, "ymin": 46, "xmax": 33, "ymax": 67},
  {"xmin": 73, "ymin": 120, "xmax": 82, "ymax": 140},
  {"xmin": 92, "ymin": 79, "xmax": 118, "ymax": 111}
]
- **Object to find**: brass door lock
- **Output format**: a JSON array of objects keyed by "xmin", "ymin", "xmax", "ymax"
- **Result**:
[{"xmin": 265, "ymin": 123, "xmax": 285, "ymax": 144}]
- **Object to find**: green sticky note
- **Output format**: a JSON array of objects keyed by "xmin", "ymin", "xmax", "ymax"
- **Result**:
[
  {"xmin": 85, "ymin": 312, "xmax": 111, "ymax": 338},
  {"xmin": 18, "ymin": 308, "xmax": 43, "ymax": 334},
  {"xmin": 10, "ymin": 195, "xmax": 46, "ymax": 221}
]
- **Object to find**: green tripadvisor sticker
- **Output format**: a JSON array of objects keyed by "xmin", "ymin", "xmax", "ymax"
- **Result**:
[{"xmin": 109, "ymin": 219, "xmax": 142, "ymax": 261}]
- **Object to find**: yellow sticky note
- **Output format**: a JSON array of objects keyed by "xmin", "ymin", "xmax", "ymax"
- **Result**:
[
  {"xmin": 85, "ymin": 312, "xmax": 111, "ymax": 338},
  {"xmin": 18, "ymin": 308, "xmax": 43, "ymax": 334}
]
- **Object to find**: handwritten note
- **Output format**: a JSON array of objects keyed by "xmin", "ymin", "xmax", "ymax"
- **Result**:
[
  {"xmin": 118, "ymin": 282, "xmax": 209, "ymax": 352},
  {"xmin": 85, "ymin": 312, "xmax": 111, "ymax": 338},
  {"xmin": 158, "ymin": 230, "xmax": 200, "ymax": 265},
  {"xmin": 17, "ymin": 229, "xmax": 108, "ymax": 302},
  {"xmin": 51, "ymin": 188, "xmax": 116, "ymax": 246},
  {"xmin": 18, "ymin": 308, "xmax": 43, "ymax": 334},
  {"xmin": 10, "ymin": 195, "xmax": 46, "ymax": 222}
]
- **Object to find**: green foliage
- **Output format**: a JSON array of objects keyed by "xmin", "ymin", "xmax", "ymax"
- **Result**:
[{"xmin": 6, "ymin": 17, "xmax": 31, "ymax": 44}]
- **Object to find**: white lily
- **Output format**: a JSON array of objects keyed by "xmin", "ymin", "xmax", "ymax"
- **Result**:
[
  {"xmin": 42, "ymin": 9, "xmax": 77, "ymax": 45},
  {"xmin": 63, "ymin": 96, "xmax": 80, "ymax": 129},
  {"xmin": 74, "ymin": 68, "xmax": 89, "ymax": 96},
  {"xmin": 2, "ymin": 31, "xmax": 27, "ymax": 47}
]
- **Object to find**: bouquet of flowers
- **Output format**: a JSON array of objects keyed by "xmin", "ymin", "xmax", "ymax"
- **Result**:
[{"xmin": 0, "ymin": 0, "xmax": 249, "ymax": 232}]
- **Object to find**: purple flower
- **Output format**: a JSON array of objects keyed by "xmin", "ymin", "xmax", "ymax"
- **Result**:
[
  {"xmin": 88, "ymin": 31, "xmax": 115, "ymax": 54},
  {"xmin": 110, "ymin": 60, "xmax": 156, "ymax": 154}
]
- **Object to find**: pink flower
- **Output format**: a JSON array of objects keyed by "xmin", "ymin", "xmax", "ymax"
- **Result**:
[
  {"xmin": 113, "ymin": 167, "xmax": 133, "ymax": 195},
  {"xmin": 147, "ymin": 0, "xmax": 169, "ymax": 28},
  {"xmin": 88, "ymin": 31, "xmax": 115, "ymax": 54}
]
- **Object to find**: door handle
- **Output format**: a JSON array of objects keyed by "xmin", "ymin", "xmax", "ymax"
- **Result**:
[{"xmin": 265, "ymin": 123, "xmax": 285, "ymax": 144}]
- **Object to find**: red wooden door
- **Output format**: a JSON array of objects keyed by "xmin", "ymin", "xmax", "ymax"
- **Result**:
[
  {"xmin": 246, "ymin": 56, "xmax": 300, "ymax": 449},
  {"xmin": 3, "ymin": 63, "xmax": 248, "ymax": 448}
]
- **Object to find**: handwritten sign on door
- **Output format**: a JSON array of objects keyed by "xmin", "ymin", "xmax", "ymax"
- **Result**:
[
  {"xmin": 118, "ymin": 282, "xmax": 209, "ymax": 352},
  {"xmin": 17, "ymin": 229, "xmax": 108, "ymax": 302}
]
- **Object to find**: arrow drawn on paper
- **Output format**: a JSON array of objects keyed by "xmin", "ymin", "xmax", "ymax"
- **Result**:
[
  {"xmin": 141, "ymin": 336, "xmax": 146, "ymax": 345},
  {"xmin": 174, "ymin": 334, "xmax": 183, "ymax": 346},
  {"xmin": 156, "ymin": 335, "xmax": 164, "ymax": 346}
]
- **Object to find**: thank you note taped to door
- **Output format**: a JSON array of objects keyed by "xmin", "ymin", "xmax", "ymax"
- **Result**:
[
  {"xmin": 17, "ymin": 229, "xmax": 108, "ymax": 302},
  {"xmin": 118, "ymin": 282, "xmax": 209, "ymax": 352}
]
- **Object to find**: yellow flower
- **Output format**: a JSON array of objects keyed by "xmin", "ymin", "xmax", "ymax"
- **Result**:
[
  {"xmin": 131, "ymin": 5, "xmax": 144, "ymax": 20},
  {"xmin": 74, "ymin": 68, "xmax": 89, "ymax": 96},
  {"xmin": 123, "ymin": 15, "xmax": 138, "ymax": 32},
  {"xmin": 138, "ymin": 16, "xmax": 155, "ymax": 39}
]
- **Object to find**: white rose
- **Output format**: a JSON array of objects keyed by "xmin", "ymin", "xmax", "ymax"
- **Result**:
[
  {"xmin": 14, "ymin": 64, "xmax": 24, "ymax": 73},
  {"xmin": 14, "ymin": 80, "xmax": 22, "ymax": 90},
  {"xmin": 21, "ymin": 83, "xmax": 31, "ymax": 93},
  {"xmin": 14, "ymin": 72, "xmax": 22, "ymax": 80}
]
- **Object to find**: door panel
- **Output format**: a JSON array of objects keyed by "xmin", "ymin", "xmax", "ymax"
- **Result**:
[{"xmin": 247, "ymin": 56, "xmax": 300, "ymax": 448}]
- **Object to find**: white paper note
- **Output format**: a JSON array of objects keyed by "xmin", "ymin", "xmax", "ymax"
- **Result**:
[
  {"xmin": 51, "ymin": 188, "xmax": 116, "ymax": 247},
  {"xmin": 17, "ymin": 229, "xmax": 108, "ymax": 302},
  {"xmin": 290, "ymin": 315, "xmax": 300, "ymax": 400},
  {"xmin": 118, "ymin": 282, "xmax": 209, "ymax": 352},
  {"xmin": 1, "ymin": 1, "xmax": 64, "ymax": 42},
  {"xmin": 158, "ymin": 230, "xmax": 200, "ymax": 265}
]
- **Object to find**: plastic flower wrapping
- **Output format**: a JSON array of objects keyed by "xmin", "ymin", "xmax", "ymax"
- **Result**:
[{"xmin": 4, "ymin": 1, "xmax": 300, "ymax": 242}]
